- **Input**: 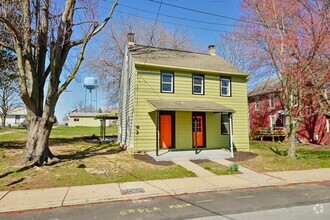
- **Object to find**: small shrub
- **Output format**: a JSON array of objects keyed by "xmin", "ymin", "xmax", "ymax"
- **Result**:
[
  {"xmin": 205, "ymin": 166, "xmax": 211, "ymax": 170},
  {"xmin": 228, "ymin": 163, "xmax": 239, "ymax": 173}
]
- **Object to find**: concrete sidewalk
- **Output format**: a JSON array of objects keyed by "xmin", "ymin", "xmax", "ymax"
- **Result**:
[{"xmin": 0, "ymin": 166, "xmax": 329, "ymax": 213}]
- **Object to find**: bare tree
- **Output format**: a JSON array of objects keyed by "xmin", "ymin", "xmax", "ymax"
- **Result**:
[
  {"xmin": 85, "ymin": 16, "xmax": 196, "ymax": 105},
  {"xmin": 0, "ymin": 0, "xmax": 118, "ymax": 165},
  {"xmin": 240, "ymin": 0, "xmax": 330, "ymax": 158},
  {"xmin": 0, "ymin": 62, "xmax": 21, "ymax": 127},
  {"xmin": 0, "ymin": 24, "xmax": 21, "ymax": 127}
]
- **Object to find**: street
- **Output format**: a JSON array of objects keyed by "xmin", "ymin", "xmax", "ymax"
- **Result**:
[{"xmin": 1, "ymin": 182, "xmax": 330, "ymax": 220}]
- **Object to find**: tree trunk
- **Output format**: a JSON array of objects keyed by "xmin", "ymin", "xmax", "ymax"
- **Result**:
[
  {"xmin": 1, "ymin": 115, "xmax": 5, "ymax": 127},
  {"xmin": 287, "ymin": 132, "xmax": 296, "ymax": 159},
  {"xmin": 20, "ymin": 114, "xmax": 58, "ymax": 166}
]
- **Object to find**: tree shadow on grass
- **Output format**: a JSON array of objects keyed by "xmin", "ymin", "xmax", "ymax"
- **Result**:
[
  {"xmin": 0, "ymin": 164, "xmax": 34, "ymax": 180},
  {"xmin": 56, "ymin": 143, "xmax": 124, "ymax": 162},
  {"xmin": 269, "ymin": 146, "xmax": 288, "ymax": 156}
]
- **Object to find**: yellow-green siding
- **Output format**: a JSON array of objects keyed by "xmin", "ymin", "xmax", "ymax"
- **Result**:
[
  {"xmin": 132, "ymin": 67, "xmax": 249, "ymax": 151},
  {"xmin": 68, "ymin": 116, "xmax": 100, "ymax": 127}
]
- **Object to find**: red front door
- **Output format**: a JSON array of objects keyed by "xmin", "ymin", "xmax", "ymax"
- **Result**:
[
  {"xmin": 160, "ymin": 112, "xmax": 174, "ymax": 149},
  {"xmin": 192, "ymin": 113, "xmax": 205, "ymax": 148}
]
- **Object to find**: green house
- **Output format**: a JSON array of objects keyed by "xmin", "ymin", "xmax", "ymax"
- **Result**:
[{"xmin": 118, "ymin": 33, "xmax": 249, "ymax": 156}]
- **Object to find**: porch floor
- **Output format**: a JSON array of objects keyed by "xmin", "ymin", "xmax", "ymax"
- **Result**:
[{"xmin": 147, "ymin": 149, "xmax": 232, "ymax": 162}]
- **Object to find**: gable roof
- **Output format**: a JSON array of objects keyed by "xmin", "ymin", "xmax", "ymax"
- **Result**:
[
  {"xmin": 248, "ymin": 77, "xmax": 281, "ymax": 97},
  {"xmin": 68, "ymin": 112, "xmax": 108, "ymax": 117},
  {"xmin": 129, "ymin": 45, "xmax": 248, "ymax": 76}
]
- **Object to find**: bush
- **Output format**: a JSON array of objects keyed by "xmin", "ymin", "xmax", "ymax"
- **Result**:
[{"xmin": 228, "ymin": 163, "xmax": 239, "ymax": 173}]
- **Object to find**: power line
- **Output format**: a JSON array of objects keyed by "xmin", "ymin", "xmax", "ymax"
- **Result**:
[
  {"xmin": 118, "ymin": 3, "xmax": 242, "ymax": 28},
  {"xmin": 148, "ymin": 0, "xmax": 262, "ymax": 26},
  {"xmin": 113, "ymin": 9, "xmax": 244, "ymax": 35}
]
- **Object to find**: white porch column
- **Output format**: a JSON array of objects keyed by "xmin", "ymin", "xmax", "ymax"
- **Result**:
[{"xmin": 229, "ymin": 113, "xmax": 234, "ymax": 158}]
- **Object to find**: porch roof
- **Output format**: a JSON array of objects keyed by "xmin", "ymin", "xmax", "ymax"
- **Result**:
[{"xmin": 148, "ymin": 100, "xmax": 235, "ymax": 113}]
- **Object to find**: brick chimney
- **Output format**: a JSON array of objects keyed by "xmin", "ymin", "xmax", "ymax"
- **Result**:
[
  {"xmin": 208, "ymin": 45, "xmax": 216, "ymax": 56},
  {"xmin": 127, "ymin": 33, "xmax": 135, "ymax": 46}
]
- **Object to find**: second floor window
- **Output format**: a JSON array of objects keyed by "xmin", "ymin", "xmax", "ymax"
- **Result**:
[
  {"xmin": 255, "ymin": 96, "xmax": 260, "ymax": 110},
  {"xmin": 269, "ymin": 94, "xmax": 275, "ymax": 109},
  {"xmin": 192, "ymin": 74, "xmax": 204, "ymax": 95},
  {"xmin": 220, "ymin": 77, "xmax": 231, "ymax": 96},
  {"xmin": 161, "ymin": 72, "xmax": 174, "ymax": 93}
]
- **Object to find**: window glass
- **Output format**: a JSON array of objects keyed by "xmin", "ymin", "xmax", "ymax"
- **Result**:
[
  {"xmin": 269, "ymin": 94, "xmax": 275, "ymax": 109},
  {"xmin": 270, "ymin": 115, "xmax": 276, "ymax": 128},
  {"xmin": 221, "ymin": 77, "xmax": 231, "ymax": 96},
  {"xmin": 161, "ymin": 72, "xmax": 174, "ymax": 93},
  {"xmin": 221, "ymin": 113, "xmax": 230, "ymax": 135},
  {"xmin": 193, "ymin": 75, "xmax": 204, "ymax": 95},
  {"xmin": 255, "ymin": 96, "xmax": 260, "ymax": 110}
]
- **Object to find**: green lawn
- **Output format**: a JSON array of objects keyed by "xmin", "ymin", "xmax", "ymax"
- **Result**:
[
  {"xmin": 0, "ymin": 126, "xmax": 195, "ymax": 191},
  {"xmin": 232, "ymin": 141, "xmax": 330, "ymax": 172}
]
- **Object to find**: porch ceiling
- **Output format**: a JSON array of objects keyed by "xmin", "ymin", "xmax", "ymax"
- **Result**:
[{"xmin": 148, "ymin": 100, "xmax": 235, "ymax": 113}]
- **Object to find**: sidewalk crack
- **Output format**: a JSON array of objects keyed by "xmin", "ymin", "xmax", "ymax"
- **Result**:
[
  {"xmin": 61, "ymin": 187, "xmax": 70, "ymax": 206},
  {"xmin": 0, "ymin": 191, "xmax": 10, "ymax": 201}
]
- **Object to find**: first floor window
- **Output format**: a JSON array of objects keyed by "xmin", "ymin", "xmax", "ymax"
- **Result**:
[
  {"xmin": 161, "ymin": 72, "xmax": 174, "ymax": 93},
  {"xmin": 221, "ymin": 113, "xmax": 230, "ymax": 135},
  {"xmin": 192, "ymin": 74, "xmax": 204, "ymax": 95},
  {"xmin": 270, "ymin": 115, "xmax": 276, "ymax": 128},
  {"xmin": 326, "ymin": 119, "xmax": 329, "ymax": 133},
  {"xmin": 220, "ymin": 77, "xmax": 231, "ymax": 96},
  {"xmin": 255, "ymin": 96, "xmax": 260, "ymax": 110},
  {"xmin": 74, "ymin": 118, "xmax": 79, "ymax": 122}
]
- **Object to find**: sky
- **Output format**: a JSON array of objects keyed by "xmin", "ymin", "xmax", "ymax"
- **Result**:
[{"xmin": 56, "ymin": 0, "xmax": 242, "ymax": 123}]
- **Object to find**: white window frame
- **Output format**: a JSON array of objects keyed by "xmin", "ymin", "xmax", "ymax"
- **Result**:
[
  {"xmin": 192, "ymin": 75, "xmax": 204, "ymax": 95},
  {"xmin": 161, "ymin": 72, "xmax": 174, "ymax": 93},
  {"xmin": 326, "ymin": 119, "xmax": 330, "ymax": 133},
  {"xmin": 220, "ymin": 77, "xmax": 231, "ymax": 96},
  {"xmin": 270, "ymin": 115, "xmax": 276, "ymax": 128},
  {"xmin": 291, "ymin": 93, "xmax": 298, "ymax": 107},
  {"xmin": 255, "ymin": 96, "xmax": 260, "ymax": 111},
  {"xmin": 269, "ymin": 94, "xmax": 275, "ymax": 109}
]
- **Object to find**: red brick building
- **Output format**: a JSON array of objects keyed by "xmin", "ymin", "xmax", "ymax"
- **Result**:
[{"xmin": 248, "ymin": 78, "xmax": 330, "ymax": 145}]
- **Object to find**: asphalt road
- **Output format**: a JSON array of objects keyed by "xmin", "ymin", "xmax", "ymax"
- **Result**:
[{"xmin": 1, "ymin": 182, "xmax": 330, "ymax": 220}]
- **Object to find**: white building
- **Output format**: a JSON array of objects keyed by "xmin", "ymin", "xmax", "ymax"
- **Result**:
[{"xmin": 0, "ymin": 107, "xmax": 27, "ymax": 127}]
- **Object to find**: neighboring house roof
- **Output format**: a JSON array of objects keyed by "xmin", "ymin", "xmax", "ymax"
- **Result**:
[
  {"xmin": 148, "ymin": 100, "xmax": 235, "ymax": 113},
  {"xmin": 248, "ymin": 77, "xmax": 281, "ymax": 97},
  {"xmin": 8, "ymin": 107, "xmax": 27, "ymax": 116},
  {"xmin": 68, "ymin": 112, "xmax": 110, "ymax": 117},
  {"xmin": 129, "ymin": 45, "xmax": 248, "ymax": 76}
]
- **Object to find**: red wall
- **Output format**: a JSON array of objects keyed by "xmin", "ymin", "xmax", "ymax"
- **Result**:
[{"xmin": 249, "ymin": 93, "xmax": 329, "ymax": 145}]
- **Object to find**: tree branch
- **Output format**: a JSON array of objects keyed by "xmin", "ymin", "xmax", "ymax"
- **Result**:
[
  {"xmin": 0, "ymin": 40, "xmax": 15, "ymax": 51},
  {"xmin": 70, "ymin": 0, "xmax": 118, "ymax": 47}
]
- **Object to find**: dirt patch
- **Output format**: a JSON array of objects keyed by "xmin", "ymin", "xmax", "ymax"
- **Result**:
[
  {"xmin": 133, "ymin": 154, "xmax": 174, "ymax": 166},
  {"xmin": 228, "ymin": 151, "xmax": 258, "ymax": 162},
  {"xmin": 191, "ymin": 159, "xmax": 210, "ymax": 164}
]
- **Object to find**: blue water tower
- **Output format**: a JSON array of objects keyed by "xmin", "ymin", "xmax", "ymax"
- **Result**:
[{"xmin": 83, "ymin": 77, "xmax": 98, "ymax": 112}]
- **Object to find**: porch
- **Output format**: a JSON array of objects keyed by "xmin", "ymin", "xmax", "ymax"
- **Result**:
[{"xmin": 148, "ymin": 100, "xmax": 236, "ymax": 157}]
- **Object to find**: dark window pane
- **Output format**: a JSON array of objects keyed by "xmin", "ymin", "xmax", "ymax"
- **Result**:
[
  {"xmin": 162, "ymin": 75, "xmax": 172, "ymax": 83},
  {"xmin": 193, "ymin": 86, "xmax": 201, "ymax": 94},
  {"xmin": 222, "ymin": 87, "xmax": 228, "ymax": 95},
  {"xmin": 194, "ymin": 77, "xmax": 202, "ymax": 85},
  {"xmin": 162, "ymin": 83, "xmax": 172, "ymax": 92}
]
